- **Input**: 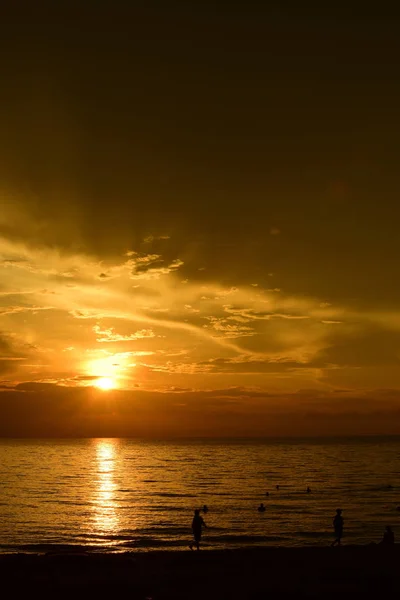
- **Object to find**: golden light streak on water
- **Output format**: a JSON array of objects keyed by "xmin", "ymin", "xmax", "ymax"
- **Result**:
[{"xmin": 92, "ymin": 439, "xmax": 120, "ymax": 537}]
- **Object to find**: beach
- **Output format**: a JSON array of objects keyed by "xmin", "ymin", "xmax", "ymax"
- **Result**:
[{"xmin": 1, "ymin": 546, "xmax": 399, "ymax": 598}]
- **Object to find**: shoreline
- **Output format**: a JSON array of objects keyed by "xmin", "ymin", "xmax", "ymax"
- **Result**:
[
  {"xmin": 1, "ymin": 545, "xmax": 399, "ymax": 598},
  {"xmin": 0, "ymin": 541, "xmax": 395, "ymax": 555}
]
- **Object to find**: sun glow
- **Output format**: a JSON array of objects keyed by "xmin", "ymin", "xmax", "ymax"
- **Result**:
[{"xmin": 95, "ymin": 377, "xmax": 114, "ymax": 391}]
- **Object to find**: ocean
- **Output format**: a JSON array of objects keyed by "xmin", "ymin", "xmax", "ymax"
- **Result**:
[{"xmin": 0, "ymin": 437, "xmax": 399, "ymax": 553}]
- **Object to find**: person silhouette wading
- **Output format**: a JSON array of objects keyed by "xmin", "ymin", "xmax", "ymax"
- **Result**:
[
  {"xmin": 331, "ymin": 509, "xmax": 344, "ymax": 546},
  {"xmin": 190, "ymin": 509, "xmax": 207, "ymax": 551}
]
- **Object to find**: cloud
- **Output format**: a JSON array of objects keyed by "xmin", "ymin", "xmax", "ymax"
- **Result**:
[
  {"xmin": 184, "ymin": 304, "xmax": 200, "ymax": 313},
  {"xmin": 70, "ymin": 310, "xmax": 105, "ymax": 319},
  {"xmin": 223, "ymin": 305, "xmax": 310, "ymax": 322},
  {"xmin": 143, "ymin": 361, "xmax": 214, "ymax": 374},
  {"xmin": 93, "ymin": 325, "xmax": 155, "ymax": 342},
  {"xmin": 143, "ymin": 235, "xmax": 170, "ymax": 243},
  {"xmin": 213, "ymin": 287, "xmax": 239, "ymax": 300},
  {"xmin": 203, "ymin": 316, "xmax": 256, "ymax": 339},
  {"xmin": 202, "ymin": 356, "xmax": 309, "ymax": 374},
  {"xmin": 3, "ymin": 230, "xmax": 400, "ymax": 412},
  {"xmin": 0, "ymin": 305, "xmax": 54, "ymax": 316},
  {"xmin": 130, "ymin": 256, "xmax": 184, "ymax": 280}
]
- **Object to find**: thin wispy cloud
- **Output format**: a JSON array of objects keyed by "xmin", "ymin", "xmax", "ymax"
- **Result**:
[{"xmin": 93, "ymin": 325, "xmax": 155, "ymax": 343}]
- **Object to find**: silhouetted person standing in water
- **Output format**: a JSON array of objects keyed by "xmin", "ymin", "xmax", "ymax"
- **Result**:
[
  {"xmin": 331, "ymin": 509, "xmax": 344, "ymax": 546},
  {"xmin": 190, "ymin": 509, "xmax": 207, "ymax": 551},
  {"xmin": 380, "ymin": 525, "xmax": 395, "ymax": 545}
]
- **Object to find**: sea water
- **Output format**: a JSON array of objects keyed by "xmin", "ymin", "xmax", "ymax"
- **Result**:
[{"xmin": 0, "ymin": 437, "xmax": 399, "ymax": 552}]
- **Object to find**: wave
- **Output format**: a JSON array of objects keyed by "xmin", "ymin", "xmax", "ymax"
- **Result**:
[
  {"xmin": 119, "ymin": 538, "xmax": 189, "ymax": 548},
  {"xmin": 0, "ymin": 543, "xmax": 98, "ymax": 553},
  {"xmin": 206, "ymin": 534, "xmax": 285, "ymax": 543},
  {"xmin": 147, "ymin": 506, "xmax": 188, "ymax": 511},
  {"xmin": 117, "ymin": 534, "xmax": 286, "ymax": 549},
  {"xmin": 293, "ymin": 531, "xmax": 332, "ymax": 538},
  {"xmin": 153, "ymin": 493, "xmax": 197, "ymax": 498}
]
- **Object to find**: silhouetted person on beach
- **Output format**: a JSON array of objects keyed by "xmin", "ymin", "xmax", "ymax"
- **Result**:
[
  {"xmin": 306, "ymin": 487, "xmax": 311, "ymax": 494},
  {"xmin": 380, "ymin": 526, "xmax": 395, "ymax": 545},
  {"xmin": 266, "ymin": 491, "xmax": 269, "ymax": 497},
  {"xmin": 276, "ymin": 485, "xmax": 279, "ymax": 491},
  {"xmin": 258, "ymin": 503, "xmax": 266, "ymax": 512},
  {"xmin": 190, "ymin": 509, "xmax": 207, "ymax": 551},
  {"xmin": 202, "ymin": 504, "xmax": 209, "ymax": 513},
  {"xmin": 331, "ymin": 509, "xmax": 343, "ymax": 546}
]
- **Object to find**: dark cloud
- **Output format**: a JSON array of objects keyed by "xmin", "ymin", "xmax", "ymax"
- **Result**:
[
  {"xmin": 0, "ymin": 334, "xmax": 13, "ymax": 357},
  {"xmin": 312, "ymin": 329, "xmax": 400, "ymax": 368},
  {"xmin": 0, "ymin": 333, "xmax": 28, "ymax": 376},
  {"xmin": 15, "ymin": 381, "xmax": 66, "ymax": 392},
  {"xmin": 1, "ymin": 384, "xmax": 400, "ymax": 437},
  {"xmin": 204, "ymin": 358, "xmax": 306, "ymax": 374},
  {"xmin": 1, "ymin": 5, "xmax": 399, "ymax": 294},
  {"xmin": 72, "ymin": 376, "xmax": 101, "ymax": 382}
]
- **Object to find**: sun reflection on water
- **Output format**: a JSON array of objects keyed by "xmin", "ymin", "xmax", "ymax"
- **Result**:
[{"xmin": 92, "ymin": 439, "xmax": 119, "ymax": 537}]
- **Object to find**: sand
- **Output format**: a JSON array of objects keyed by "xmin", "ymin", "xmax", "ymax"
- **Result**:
[{"xmin": 0, "ymin": 545, "xmax": 399, "ymax": 598}]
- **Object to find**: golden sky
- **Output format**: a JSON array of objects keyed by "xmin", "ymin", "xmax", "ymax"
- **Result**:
[{"xmin": 1, "ymin": 4, "xmax": 400, "ymax": 436}]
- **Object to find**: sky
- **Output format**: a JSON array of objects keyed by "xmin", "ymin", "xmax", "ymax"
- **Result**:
[{"xmin": 1, "ymin": 3, "xmax": 400, "ymax": 436}]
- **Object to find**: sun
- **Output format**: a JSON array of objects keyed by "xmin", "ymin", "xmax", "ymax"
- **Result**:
[{"xmin": 94, "ymin": 377, "xmax": 114, "ymax": 391}]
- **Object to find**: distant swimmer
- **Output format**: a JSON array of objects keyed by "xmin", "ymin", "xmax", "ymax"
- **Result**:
[
  {"xmin": 331, "ymin": 509, "xmax": 344, "ymax": 547},
  {"xmin": 276, "ymin": 485, "xmax": 280, "ymax": 491},
  {"xmin": 306, "ymin": 487, "xmax": 311, "ymax": 494},
  {"xmin": 189, "ymin": 509, "xmax": 207, "ymax": 551},
  {"xmin": 202, "ymin": 504, "xmax": 209, "ymax": 513},
  {"xmin": 258, "ymin": 503, "xmax": 266, "ymax": 512},
  {"xmin": 380, "ymin": 525, "xmax": 395, "ymax": 545}
]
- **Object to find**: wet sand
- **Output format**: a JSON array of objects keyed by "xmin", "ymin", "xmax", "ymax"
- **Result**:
[{"xmin": 1, "ymin": 545, "xmax": 399, "ymax": 598}]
